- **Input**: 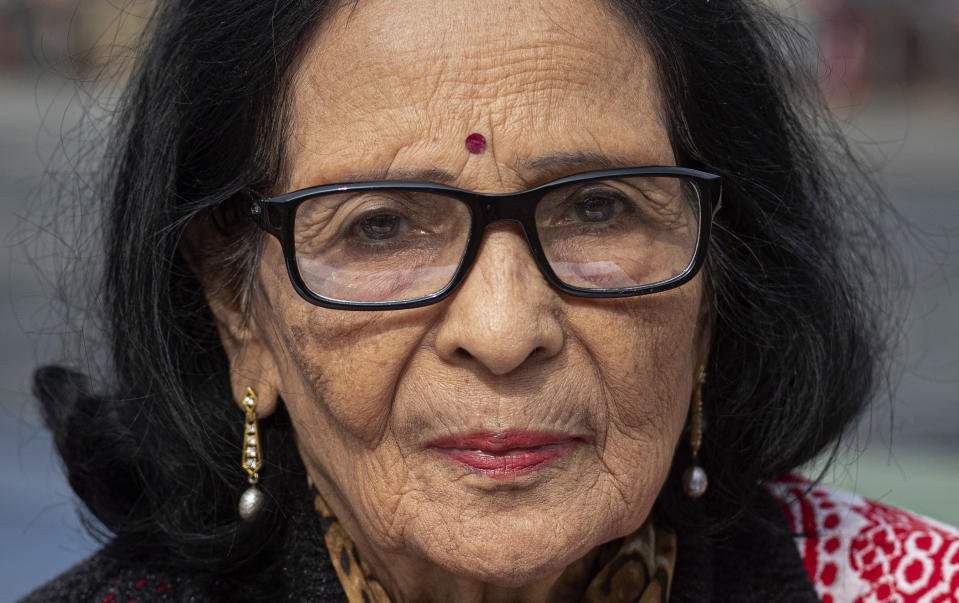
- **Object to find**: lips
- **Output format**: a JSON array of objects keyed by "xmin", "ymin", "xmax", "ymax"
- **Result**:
[{"xmin": 426, "ymin": 431, "xmax": 587, "ymax": 480}]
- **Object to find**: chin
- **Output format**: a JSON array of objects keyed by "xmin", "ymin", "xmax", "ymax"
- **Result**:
[
  {"xmin": 435, "ymin": 549, "xmax": 574, "ymax": 589},
  {"xmin": 409, "ymin": 511, "xmax": 612, "ymax": 588}
]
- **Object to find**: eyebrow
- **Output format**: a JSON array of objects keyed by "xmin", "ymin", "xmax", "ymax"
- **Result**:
[
  {"xmin": 336, "ymin": 151, "xmax": 644, "ymax": 186},
  {"xmin": 512, "ymin": 151, "xmax": 643, "ymax": 183},
  {"xmin": 339, "ymin": 167, "xmax": 458, "ymax": 184}
]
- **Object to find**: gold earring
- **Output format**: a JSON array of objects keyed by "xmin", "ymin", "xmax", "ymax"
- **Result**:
[
  {"xmin": 682, "ymin": 365, "xmax": 708, "ymax": 499},
  {"xmin": 238, "ymin": 387, "xmax": 265, "ymax": 520}
]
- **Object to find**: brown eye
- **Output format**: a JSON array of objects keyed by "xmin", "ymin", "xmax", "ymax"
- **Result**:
[
  {"xmin": 574, "ymin": 196, "xmax": 620, "ymax": 222},
  {"xmin": 357, "ymin": 213, "xmax": 402, "ymax": 239}
]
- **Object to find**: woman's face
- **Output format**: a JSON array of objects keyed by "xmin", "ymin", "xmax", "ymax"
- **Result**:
[{"xmin": 224, "ymin": 0, "xmax": 709, "ymax": 595}]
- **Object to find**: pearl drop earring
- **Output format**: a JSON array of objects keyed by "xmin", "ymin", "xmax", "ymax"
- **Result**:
[
  {"xmin": 238, "ymin": 388, "xmax": 265, "ymax": 520},
  {"xmin": 682, "ymin": 366, "xmax": 708, "ymax": 499}
]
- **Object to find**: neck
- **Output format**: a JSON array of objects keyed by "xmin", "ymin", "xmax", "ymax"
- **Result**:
[{"xmin": 357, "ymin": 534, "xmax": 606, "ymax": 603}]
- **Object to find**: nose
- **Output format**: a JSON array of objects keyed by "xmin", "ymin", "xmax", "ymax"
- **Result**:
[{"xmin": 434, "ymin": 223, "xmax": 564, "ymax": 376}]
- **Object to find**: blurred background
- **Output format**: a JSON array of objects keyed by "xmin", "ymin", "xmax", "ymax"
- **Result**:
[{"xmin": 1, "ymin": 0, "xmax": 957, "ymax": 599}]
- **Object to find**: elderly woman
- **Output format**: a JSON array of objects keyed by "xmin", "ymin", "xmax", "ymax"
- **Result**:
[{"xmin": 23, "ymin": 0, "xmax": 958, "ymax": 602}]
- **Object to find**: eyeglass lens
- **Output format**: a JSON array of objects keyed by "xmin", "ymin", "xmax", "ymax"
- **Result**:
[{"xmin": 292, "ymin": 176, "xmax": 702, "ymax": 303}]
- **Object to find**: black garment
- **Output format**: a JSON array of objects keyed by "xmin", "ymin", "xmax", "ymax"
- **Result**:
[{"xmin": 21, "ymin": 488, "xmax": 820, "ymax": 602}]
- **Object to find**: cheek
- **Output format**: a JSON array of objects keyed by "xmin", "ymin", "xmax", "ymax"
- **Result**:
[
  {"xmin": 284, "ymin": 318, "xmax": 441, "ymax": 447},
  {"xmin": 257, "ymin": 247, "xmax": 434, "ymax": 443},
  {"xmin": 567, "ymin": 284, "xmax": 702, "ymax": 491},
  {"xmin": 585, "ymin": 287, "xmax": 701, "ymax": 417}
]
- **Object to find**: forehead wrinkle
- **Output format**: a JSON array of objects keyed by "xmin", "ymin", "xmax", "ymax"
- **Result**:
[
  {"xmin": 286, "ymin": 0, "xmax": 668, "ymax": 190},
  {"xmin": 301, "ymin": 5, "xmax": 646, "ymax": 101},
  {"xmin": 303, "ymin": 0, "xmax": 645, "ymax": 110}
]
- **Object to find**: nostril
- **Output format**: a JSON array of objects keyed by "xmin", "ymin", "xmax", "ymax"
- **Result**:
[{"xmin": 448, "ymin": 343, "xmax": 545, "ymax": 376}]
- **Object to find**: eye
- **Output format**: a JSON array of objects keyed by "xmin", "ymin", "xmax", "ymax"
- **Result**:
[
  {"xmin": 574, "ymin": 196, "xmax": 622, "ymax": 222},
  {"xmin": 356, "ymin": 213, "xmax": 402, "ymax": 240}
]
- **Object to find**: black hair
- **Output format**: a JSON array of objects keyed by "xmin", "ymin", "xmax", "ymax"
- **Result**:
[
  {"xmin": 610, "ymin": 3, "xmax": 898, "ymax": 529},
  {"xmin": 33, "ymin": 0, "xmax": 896, "ymax": 596}
]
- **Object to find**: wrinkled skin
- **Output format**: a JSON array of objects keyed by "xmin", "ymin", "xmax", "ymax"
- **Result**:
[{"xmin": 211, "ymin": 1, "xmax": 710, "ymax": 601}]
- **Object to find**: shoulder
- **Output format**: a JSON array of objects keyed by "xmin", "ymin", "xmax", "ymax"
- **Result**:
[
  {"xmin": 19, "ymin": 544, "xmax": 211, "ymax": 603},
  {"xmin": 19, "ymin": 508, "xmax": 347, "ymax": 603},
  {"xmin": 767, "ymin": 473, "xmax": 959, "ymax": 603}
]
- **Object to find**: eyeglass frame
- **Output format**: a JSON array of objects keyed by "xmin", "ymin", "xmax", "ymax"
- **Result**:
[{"xmin": 248, "ymin": 166, "xmax": 721, "ymax": 311}]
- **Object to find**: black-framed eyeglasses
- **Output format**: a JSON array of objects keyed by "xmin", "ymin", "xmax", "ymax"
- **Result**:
[{"xmin": 249, "ymin": 166, "xmax": 721, "ymax": 310}]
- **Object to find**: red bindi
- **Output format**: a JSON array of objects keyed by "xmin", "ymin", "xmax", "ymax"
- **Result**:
[{"xmin": 465, "ymin": 133, "xmax": 487, "ymax": 154}]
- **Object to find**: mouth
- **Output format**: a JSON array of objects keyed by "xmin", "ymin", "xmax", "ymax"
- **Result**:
[{"xmin": 426, "ymin": 431, "xmax": 588, "ymax": 480}]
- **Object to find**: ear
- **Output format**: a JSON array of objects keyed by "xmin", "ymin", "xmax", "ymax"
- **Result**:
[
  {"xmin": 211, "ymin": 296, "xmax": 283, "ymax": 418},
  {"xmin": 694, "ymin": 279, "xmax": 716, "ymax": 371},
  {"xmin": 208, "ymin": 293, "xmax": 282, "ymax": 418},
  {"xmin": 182, "ymin": 207, "xmax": 281, "ymax": 418}
]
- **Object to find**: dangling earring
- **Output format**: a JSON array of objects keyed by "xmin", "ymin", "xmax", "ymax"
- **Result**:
[
  {"xmin": 682, "ymin": 365, "xmax": 708, "ymax": 499},
  {"xmin": 238, "ymin": 387, "xmax": 265, "ymax": 520}
]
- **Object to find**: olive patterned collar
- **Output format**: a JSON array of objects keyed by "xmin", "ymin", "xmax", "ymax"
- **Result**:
[{"xmin": 313, "ymin": 493, "xmax": 676, "ymax": 603}]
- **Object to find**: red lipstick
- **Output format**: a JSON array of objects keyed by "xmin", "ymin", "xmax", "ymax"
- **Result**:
[{"xmin": 426, "ymin": 432, "xmax": 586, "ymax": 480}]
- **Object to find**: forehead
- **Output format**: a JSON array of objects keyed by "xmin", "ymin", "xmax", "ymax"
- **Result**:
[{"xmin": 286, "ymin": 0, "xmax": 672, "ymax": 190}]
